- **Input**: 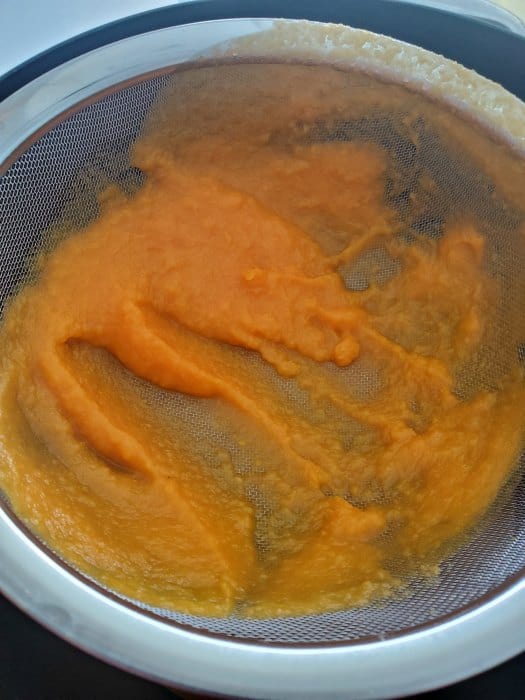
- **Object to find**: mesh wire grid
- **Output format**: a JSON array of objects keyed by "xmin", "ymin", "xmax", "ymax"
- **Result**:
[{"xmin": 1, "ymin": 61, "xmax": 525, "ymax": 645}]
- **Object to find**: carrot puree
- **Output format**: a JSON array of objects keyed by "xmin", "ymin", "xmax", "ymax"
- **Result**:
[{"xmin": 1, "ymin": 64, "xmax": 525, "ymax": 617}]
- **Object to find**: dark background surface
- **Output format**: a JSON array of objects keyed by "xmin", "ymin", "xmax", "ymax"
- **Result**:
[{"xmin": 1, "ymin": 1, "xmax": 525, "ymax": 699}]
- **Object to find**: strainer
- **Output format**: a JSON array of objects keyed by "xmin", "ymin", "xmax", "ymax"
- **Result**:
[{"xmin": 1, "ymin": 15, "xmax": 525, "ymax": 700}]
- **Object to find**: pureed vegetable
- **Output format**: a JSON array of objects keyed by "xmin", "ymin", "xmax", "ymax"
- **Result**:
[{"xmin": 1, "ymin": 64, "xmax": 524, "ymax": 617}]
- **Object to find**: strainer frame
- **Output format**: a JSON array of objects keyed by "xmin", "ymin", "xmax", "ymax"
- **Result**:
[{"xmin": 1, "ymin": 17, "xmax": 525, "ymax": 699}]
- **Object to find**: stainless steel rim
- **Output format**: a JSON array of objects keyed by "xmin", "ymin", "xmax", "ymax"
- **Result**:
[
  {"xmin": 3, "ymin": 502, "xmax": 525, "ymax": 699},
  {"xmin": 1, "ymin": 18, "xmax": 524, "ymax": 699}
]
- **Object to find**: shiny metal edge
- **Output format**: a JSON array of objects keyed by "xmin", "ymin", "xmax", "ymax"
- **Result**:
[
  {"xmin": 2, "ymin": 502, "xmax": 525, "ymax": 698},
  {"xmin": 1, "ymin": 17, "xmax": 525, "ymax": 698},
  {"xmin": 0, "ymin": 18, "xmax": 273, "ymax": 173}
]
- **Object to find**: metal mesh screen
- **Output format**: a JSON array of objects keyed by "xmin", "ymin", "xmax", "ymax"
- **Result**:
[{"xmin": 1, "ymin": 61, "xmax": 525, "ymax": 645}]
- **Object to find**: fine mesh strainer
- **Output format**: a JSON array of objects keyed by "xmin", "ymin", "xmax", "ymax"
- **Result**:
[{"xmin": 1, "ymin": 17, "xmax": 525, "ymax": 700}]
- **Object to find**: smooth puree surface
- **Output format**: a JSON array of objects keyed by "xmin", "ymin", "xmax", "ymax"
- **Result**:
[{"xmin": 1, "ymin": 64, "xmax": 525, "ymax": 617}]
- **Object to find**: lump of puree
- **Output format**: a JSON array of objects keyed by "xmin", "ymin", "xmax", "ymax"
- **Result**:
[{"xmin": 1, "ymin": 64, "xmax": 525, "ymax": 617}]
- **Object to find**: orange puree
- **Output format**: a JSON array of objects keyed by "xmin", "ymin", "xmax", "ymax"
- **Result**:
[{"xmin": 1, "ymin": 66, "xmax": 525, "ymax": 617}]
